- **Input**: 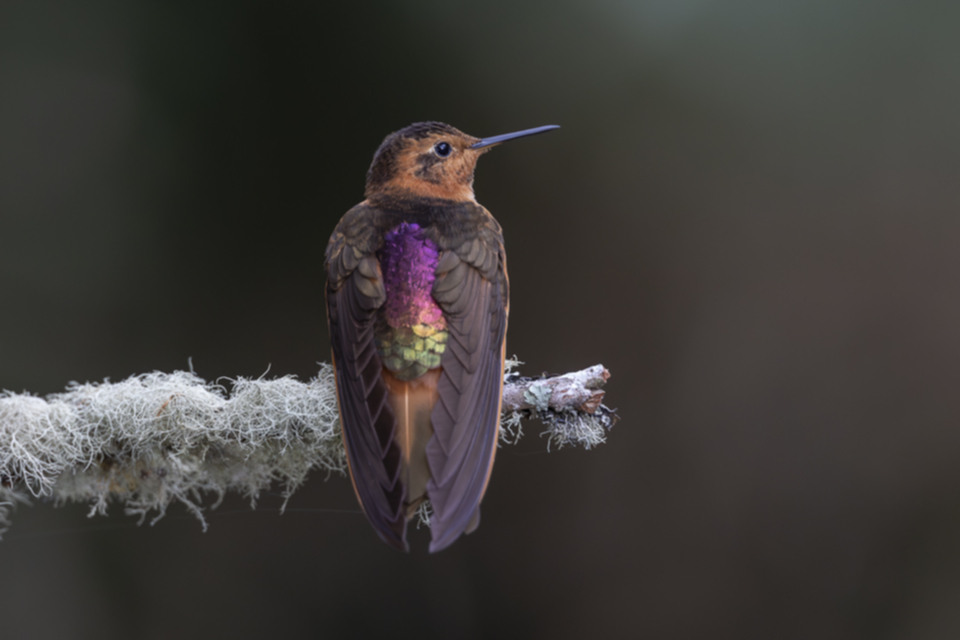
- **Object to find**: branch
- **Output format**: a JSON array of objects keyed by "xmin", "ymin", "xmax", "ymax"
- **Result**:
[{"xmin": 0, "ymin": 359, "xmax": 615, "ymax": 536}]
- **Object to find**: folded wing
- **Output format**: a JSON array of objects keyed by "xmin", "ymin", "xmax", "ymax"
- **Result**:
[
  {"xmin": 426, "ymin": 226, "xmax": 509, "ymax": 552},
  {"xmin": 326, "ymin": 231, "xmax": 408, "ymax": 551}
]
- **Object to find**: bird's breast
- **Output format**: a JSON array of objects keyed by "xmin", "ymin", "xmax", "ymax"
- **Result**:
[{"xmin": 375, "ymin": 222, "xmax": 448, "ymax": 381}]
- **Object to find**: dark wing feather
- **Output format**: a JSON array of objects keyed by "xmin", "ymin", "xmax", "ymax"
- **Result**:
[
  {"xmin": 426, "ymin": 220, "xmax": 508, "ymax": 552},
  {"xmin": 326, "ymin": 231, "xmax": 408, "ymax": 551}
]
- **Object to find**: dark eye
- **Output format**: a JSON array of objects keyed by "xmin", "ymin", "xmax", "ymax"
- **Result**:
[{"xmin": 434, "ymin": 141, "xmax": 452, "ymax": 157}]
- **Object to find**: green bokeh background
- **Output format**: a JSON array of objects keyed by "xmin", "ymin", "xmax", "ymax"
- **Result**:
[{"xmin": 2, "ymin": 1, "xmax": 960, "ymax": 638}]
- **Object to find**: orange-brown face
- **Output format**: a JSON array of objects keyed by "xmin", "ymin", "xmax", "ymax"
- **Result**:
[{"xmin": 365, "ymin": 123, "xmax": 487, "ymax": 202}]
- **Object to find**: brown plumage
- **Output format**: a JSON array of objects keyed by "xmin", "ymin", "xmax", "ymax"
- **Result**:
[{"xmin": 325, "ymin": 121, "xmax": 558, "ymax": 552}]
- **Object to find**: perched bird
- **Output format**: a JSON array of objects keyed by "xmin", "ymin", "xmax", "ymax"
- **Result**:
[{"xmin": 325, "ymin": 122, "xmax": 559, "ymax": 552}]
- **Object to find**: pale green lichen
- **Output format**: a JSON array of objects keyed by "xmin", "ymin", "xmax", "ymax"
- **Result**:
[
  {"xmin": 413, "ymin": 500, "xmax": 433, "ymax": 529},
  {"xmin": 523, "ymin": 383, "xmax": 552, "ymax": 411},
  {"xmin": 0, "ymin": 367, "xmax": 344, "ymax": 535},
  {"xmin": 499, "ymin": 356, "xmax": 526, "ymax": 446}
]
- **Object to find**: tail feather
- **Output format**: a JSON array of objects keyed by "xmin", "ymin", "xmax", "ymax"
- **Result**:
[{"xmin": 382, "ymin": 368, "xmax": 440, "ymax": 518}]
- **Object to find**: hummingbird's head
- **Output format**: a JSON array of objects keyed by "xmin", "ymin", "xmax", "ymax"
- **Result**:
[
  {"xmin": 365, "ymin": 122, "xmax": 559, "ymax": 202},
  {"xmin": 365, "ymin": 122, "xmax": 482, "ymax": 202}
]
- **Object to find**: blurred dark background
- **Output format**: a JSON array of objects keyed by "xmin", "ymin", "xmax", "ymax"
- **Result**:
[{"xmin": 2, "ymin": 0, "xmax": 960, "ymax": 638}]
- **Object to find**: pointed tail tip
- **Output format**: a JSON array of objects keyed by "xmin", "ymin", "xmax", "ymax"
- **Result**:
[
  {"xmin": 428, "ymin": 538, "xmax": 454, "ymax": 554},
  {"xmin": 427, "ymin": 525, "xmax": 459, "ymax": 553},
  {"xmin": 427, "ymin": 508, "xmax": 481, "ymax": 553}
]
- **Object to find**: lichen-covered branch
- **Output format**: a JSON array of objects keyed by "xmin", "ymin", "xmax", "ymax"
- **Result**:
[{"xmin": 0, "ymin": 360, "xmax": 614, "ymax": 536}]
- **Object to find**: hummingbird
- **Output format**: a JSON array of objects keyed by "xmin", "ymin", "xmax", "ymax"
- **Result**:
[{"xmin": 325, "ymin": 121, "xmax": 559, "ymax": 552}]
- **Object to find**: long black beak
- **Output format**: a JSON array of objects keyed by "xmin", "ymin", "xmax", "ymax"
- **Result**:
[{"xmin": 470, "ymin": 125, "xmax": 560, "ymax": 149}]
